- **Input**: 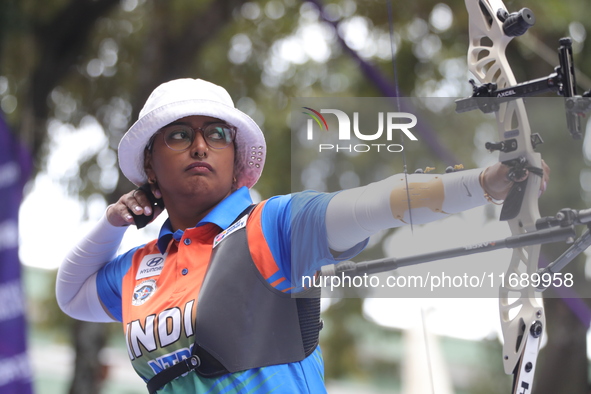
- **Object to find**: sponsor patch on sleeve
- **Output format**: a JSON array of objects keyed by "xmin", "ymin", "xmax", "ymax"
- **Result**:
[
  {"xmin": 213, "ymin": 215, "xmax": 248, "ymax": 248},
  {"xmin": 136, "ymin": 253, "xmax": 167, "ymax": 280}
]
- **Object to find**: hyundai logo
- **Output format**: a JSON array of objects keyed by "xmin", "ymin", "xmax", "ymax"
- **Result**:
[{"xmin": 146, "ymin": 257, "xmax": 164, "ymax": 267}]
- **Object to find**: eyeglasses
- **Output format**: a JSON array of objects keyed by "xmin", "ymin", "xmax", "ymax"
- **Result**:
[{"xmin": 148, "ymin": 123, "xmax": 236, "ymax": 152}]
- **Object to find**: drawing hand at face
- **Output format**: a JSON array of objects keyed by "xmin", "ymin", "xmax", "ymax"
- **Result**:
[{"xmin": 107, "ymin": 183, "xmax": 164, "ymax": 227}]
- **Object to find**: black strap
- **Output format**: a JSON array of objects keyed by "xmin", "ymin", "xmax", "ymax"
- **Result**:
[{"xmin": 146, "ymin": 355, "xmax": 200, "ymax": 394}]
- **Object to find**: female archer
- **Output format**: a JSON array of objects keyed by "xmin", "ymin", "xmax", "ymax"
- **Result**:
[{"xmin": 56, "ymin": 78, "xmax": 547, "ymax": 393}]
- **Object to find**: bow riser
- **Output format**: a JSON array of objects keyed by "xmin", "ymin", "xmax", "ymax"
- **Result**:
[{"xmin": 465, "ymin": 0, "xmax": 545, "ymax": 391}]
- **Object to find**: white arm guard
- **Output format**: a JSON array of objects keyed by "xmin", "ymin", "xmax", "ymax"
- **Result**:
[
  {"xmin": 326, "ymin": 169, "xmax": 488, "ymax": 251},
  {"xmin": 56, "ymin": 210, "xmax": 128, "ymax": 322}
]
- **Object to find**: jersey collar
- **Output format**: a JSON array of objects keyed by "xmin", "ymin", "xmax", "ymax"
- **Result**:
[{"xmin": 156, "ymin": 186, "xmax": 254, "ymax": 254}]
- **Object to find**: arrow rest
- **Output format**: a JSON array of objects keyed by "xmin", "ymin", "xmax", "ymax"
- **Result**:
[
  {"xmin": 485, "ymin": 138, "xmax": 517, "ymax": 153},
  {"xmin": 485, "ymin": 133, "xmax": 542, "ymax": 155}
]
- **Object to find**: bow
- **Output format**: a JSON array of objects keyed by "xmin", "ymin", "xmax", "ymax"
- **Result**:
[
  {"xmin": 463, "ymin": 1, "xmax": 543, "ymax": 391},
  {"xmin": 459, "ymin": 1, "xmax": 589, "ymax": 392}
]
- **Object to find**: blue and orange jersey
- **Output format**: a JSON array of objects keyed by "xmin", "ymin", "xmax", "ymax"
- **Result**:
[{"xmin": 96, "ymin": 187, "xmax": 367, "ymax": 393}]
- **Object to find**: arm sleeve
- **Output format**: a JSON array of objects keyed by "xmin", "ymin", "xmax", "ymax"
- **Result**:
[
  {"xmin": 326, "ymin": 168, "xmax": 488, "ymax": 251},
  {"xmin": 56, "ymin": 210, "xmax": 128, "ymax": 322}
]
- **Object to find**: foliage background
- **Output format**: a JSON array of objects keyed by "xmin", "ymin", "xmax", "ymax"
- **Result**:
[{"xmin": 2, "ymin": 0, "xmax": 591, "ymax": 392}]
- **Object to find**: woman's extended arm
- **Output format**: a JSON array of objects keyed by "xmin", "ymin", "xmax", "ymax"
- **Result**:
[{"xmin": 326, "ymin": 167, "xmax": 490, "ymax": 252}]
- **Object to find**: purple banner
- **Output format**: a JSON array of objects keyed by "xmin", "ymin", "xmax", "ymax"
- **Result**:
[{"xmin": 0, "ymin": 115, "xmax": 33, "ymax": 393}]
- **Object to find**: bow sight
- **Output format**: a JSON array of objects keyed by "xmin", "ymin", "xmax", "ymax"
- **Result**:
[{"xmin": 456, "ymin": 7, "xmax": 590, "ymax": 140}]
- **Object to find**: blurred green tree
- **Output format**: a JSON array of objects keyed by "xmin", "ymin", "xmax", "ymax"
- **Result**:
[{"xmin": 1, "ymin": 0, "xmax": 590, "ymax": 392}]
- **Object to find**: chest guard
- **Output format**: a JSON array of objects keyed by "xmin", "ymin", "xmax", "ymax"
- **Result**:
[{"xmin": 147, "ymin": 206, "xmax": 322, "ymax": 393}]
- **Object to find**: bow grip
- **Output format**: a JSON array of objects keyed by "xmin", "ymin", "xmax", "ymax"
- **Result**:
[{"xmin": 499, "ymin": 179, "xmax": 528, "ymax": 221}]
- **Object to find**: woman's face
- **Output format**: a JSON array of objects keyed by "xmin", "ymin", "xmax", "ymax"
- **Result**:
[{"xmin": 144, "ymin": 115, "xmax": 236, "ymax": 206}]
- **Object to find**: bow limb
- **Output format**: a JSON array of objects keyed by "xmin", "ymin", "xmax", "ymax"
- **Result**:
[{"xmin": 464, "ymin": 0, "xmax": 544, "ymax": 392}]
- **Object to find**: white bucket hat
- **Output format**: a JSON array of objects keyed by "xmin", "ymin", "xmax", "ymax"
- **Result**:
[{"xmin": 118, "ymin": 78, "xmax": 266, "ymax": 189}]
